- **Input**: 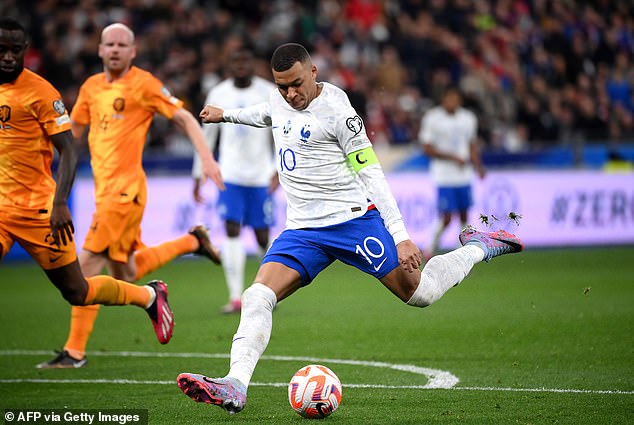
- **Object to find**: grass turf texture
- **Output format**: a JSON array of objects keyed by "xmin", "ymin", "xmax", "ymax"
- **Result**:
[{"xmin": 0, "ymin": 247, "xmax": 632, "ymax": 424}]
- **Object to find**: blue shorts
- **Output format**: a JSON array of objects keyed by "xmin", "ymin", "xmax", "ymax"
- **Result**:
[
  {"xmin": 218, "ymin": 183, "xmax": 274, "ymax": 229},
  {"xmin": 437, "ymin": 185, "xmax": 473, "ymax": 213},
  {"xmin": 262, "ymin": 208, "xmax": 399, "ymax": 286}
]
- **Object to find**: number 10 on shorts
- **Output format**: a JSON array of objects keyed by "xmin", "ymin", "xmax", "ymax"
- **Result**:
[{"xmin": 355, "ymin": 236, "xmax": 387, "ymax": 271}]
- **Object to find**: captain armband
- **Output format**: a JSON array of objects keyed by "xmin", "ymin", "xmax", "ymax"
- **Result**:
[{"xmin": 347, "ymin": 147, "xmax": 379, "ymax": 173}]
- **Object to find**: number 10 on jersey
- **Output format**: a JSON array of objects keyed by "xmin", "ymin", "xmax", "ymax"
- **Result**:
[{"xmin": 279, "ymin": 148, "xmax": 296, "ymax": 171}]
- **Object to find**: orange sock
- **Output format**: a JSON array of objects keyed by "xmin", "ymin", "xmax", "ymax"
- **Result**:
[
  {"xmin": 134, "ymin": 235, "xmax": 197, "ymax": 280},
  {"xmin": 84, "ymin": 275, "xmax": 151, "ymax": 308},
  {"xmin": 63, "ymin": 305, "xmax": 100, "ymax": 359}
]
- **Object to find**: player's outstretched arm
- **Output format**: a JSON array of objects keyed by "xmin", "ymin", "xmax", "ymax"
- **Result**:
[
  {"xmin": 50, "ymin": 130, "xmax": 78, "ymax": 247},
  {"xmin": 199, "ymin": 104, "xmax": 225, "ymax": 124},
  {"xmin": 173, "ymin": 108, "xmax": 225, "ymax": 191},
  {"xmin": 216, "ymin": 102, "xmax": 272, "ymax": 128}
]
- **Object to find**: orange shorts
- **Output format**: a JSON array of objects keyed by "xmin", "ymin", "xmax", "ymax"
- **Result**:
[
  {"xmin": 83, "ymin": 195, "xmax": 146, "ymax": 263},
  {"xmin": 0, "ymin": 209, "xmax": 78, "ymax": 270}
]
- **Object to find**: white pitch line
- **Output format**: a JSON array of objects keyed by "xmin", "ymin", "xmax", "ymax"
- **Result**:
[
  {"xmin": 0, "ymin": 349, "xmax": 458, "ymax": 389},
  {"xmin": 0, "ymin": 379, "xmax": 632, "ymax": 395},
  {"xmin": 454, "ymin": 386, "xmax": 634, "ymax": 395},
  {"xmin": 1, "ymin": 350, "xmax": 633, "ymax": 395}
]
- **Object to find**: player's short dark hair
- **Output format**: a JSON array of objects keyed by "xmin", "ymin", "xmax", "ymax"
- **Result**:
[
  {"xmin": 271, "ymin": 43, "xmax": 310, "ymax": 72},
  {"xmin": 238, "ymin": 39, "xmax": 255, "ymax": 55},
  {"xmin": 233, "ymin": 44, "xmax": 254, "ymax": 60},
  {"xmin": 0, "ymin": 18, "xmax": 26, "ymax": 35},
  {"xmin": 442, "ymin": 84, "xmax": 462, "ymax": 98}
]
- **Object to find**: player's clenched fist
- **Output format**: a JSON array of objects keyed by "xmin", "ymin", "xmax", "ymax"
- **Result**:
[{"xmin": 200, "ymin": 104, "xmax": 225, "ymax": 123}]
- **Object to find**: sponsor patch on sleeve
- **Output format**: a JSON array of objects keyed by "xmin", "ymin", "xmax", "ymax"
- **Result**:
[{"xmin": 55, "ymin": 114, "xmax": 70, "ymax": 126}]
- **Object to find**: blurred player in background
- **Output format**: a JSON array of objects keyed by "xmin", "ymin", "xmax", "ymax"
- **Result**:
[
  {"xmin": 419, "ymin": 86, "xmax": 486, "ymax": 259},
  {"xmin": 176, "ymin": 43, "xmax": 523, "ymax": 414},
  {"xmin": 0, "ymin": 18, "xmax": 174, "ymax": 361},
  {"xmin": 193, "ymin": 44, "xmax": 278, "ymax": 314},
  {"xmin": 38, "ymin": 23, "xmax": 225, "ymax": 368}
]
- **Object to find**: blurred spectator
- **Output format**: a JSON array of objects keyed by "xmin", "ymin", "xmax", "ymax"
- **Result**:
[
  {"xmin": 606, "ymin": 51, "xmax": 633, "ymax": 113},
  {"xmin": 516, "ymin": 93, "xmax": 560, "ymax": 145},
  {"xmin": 2, "ymin": 0, "xmax": 633, "ymax": 152},
  {"xmin": 375, "ymin": 45, "xmax": 406, "ymax": 94},
  {"xmin": 574, "ymin": 93, "xmax": 610, "ymax": 141}
]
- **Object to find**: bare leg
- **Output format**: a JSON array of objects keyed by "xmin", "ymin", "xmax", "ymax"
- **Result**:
[{"xmin": 427, "ymin": 212, "xmax": 452, "ymax": 256}]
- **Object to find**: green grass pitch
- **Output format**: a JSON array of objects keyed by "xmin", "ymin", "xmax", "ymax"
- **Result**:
[{"xmin": 0, "ymin": 247, "xmax": 632, "ymax": 424}]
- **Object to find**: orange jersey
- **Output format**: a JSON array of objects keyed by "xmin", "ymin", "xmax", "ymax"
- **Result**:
[
  {"xmin": 71, "ymin": 66, "xmax": 183, "ymax": 203},
  {"xmin": 0, "ymin": 68, "xmax": 71, "ymax": 213}
]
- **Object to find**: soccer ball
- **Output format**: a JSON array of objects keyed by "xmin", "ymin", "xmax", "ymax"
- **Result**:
[{"xmin": 288, "ymin": 364, "xmax": 342, "ymax": 419}]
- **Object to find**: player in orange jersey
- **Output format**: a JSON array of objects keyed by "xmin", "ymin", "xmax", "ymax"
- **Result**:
[
  {"xmin": 37, "ymin": 23, "xmax": 227, "ymax": 368},
  {"xmin": 0, "ymin": 18, "xmax": 176, "ymax": 366}
]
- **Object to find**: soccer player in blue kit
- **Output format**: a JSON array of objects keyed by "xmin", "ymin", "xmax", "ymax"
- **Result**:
[
  {"xmin": 177, "ymin": 43, "xmax": 524, "ymax": 414},
  {"xmin": 193, "ymin": 45, "xmax": 277, "ymax": 314}
]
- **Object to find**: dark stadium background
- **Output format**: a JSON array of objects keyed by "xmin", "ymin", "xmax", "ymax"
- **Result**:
[{"xmin": 2, "ymin": 0, "xmax": 633, "ymax": 261}]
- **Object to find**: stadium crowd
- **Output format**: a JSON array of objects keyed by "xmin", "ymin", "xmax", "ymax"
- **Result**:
[{"xmin": 3, "ymin": 0, "xmax": 633, "ymax": 153}]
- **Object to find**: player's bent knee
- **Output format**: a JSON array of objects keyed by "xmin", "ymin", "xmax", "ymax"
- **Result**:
[
  {"xmin": 405, "ymin": 256, "xmax": 445, "ymax": 308},
  {"xmin": 406, "ymin": 292, "xmax": 432, "ymax": 308},
  {"xmin": 242, "ymin": 283, "xmax": 277, "ymax": 311},
  {"xmin": 407, "ymin": 257, "xmax": 437, "ymax": 307},
  {"xmin": 45, "ymin": 261, "xmax": 89, "ymax": 306},
  {"xmin": 61, "ymin": 286, "xmax": 89, "ymax": 306},
  {"xmin": 381, "ymin": 267, "xmax": 420, "ymax": 303}
]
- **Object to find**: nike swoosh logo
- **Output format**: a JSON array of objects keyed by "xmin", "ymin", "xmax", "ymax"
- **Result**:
[
  {"xmin": 373, "ymin": 257, "xmax": 387, "ymax": 271},
  {"xmin": 73, "ymin": 359, "xmax": 87, "ymax": 368},
  {"xmin": 49, "ymin": 248, "xmax": 63, "ymax": 263},
  {"xmin": 202, "ymin": 376, "xmax": 226, "ymax": 385}
]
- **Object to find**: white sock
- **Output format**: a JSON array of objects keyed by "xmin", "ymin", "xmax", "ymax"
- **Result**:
[
  {"xmin": 407, "ymin": 245, "xmax": 484, "ymax": 307},
  {"xmin": 145, "ymin": 286, "xmax": 156, "ymax": 309},
  {"xmin": 227, "ymin": 283, "xmax": 277, "ymax": 387},
  {"xmin": 222, "ymin": 237, "xmax": 246, "ymax": 302},
  {"xmin": 428, "ymin": 220, "xmax": 445, "ymax": 254}
]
